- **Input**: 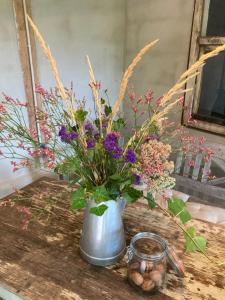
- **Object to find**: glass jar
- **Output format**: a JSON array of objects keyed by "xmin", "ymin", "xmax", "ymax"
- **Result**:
[{"xmin": 127, "ymin": 232, "xmax": 168, "ymax": 294}]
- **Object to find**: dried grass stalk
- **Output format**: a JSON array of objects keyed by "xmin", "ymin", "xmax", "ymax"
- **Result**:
[
  {"xmin": 27, "ymin": 15, "xmax": 67, "ymax": 103},
  {"xmin": 86, "ymin": 55, "xmax": 102, "ymax": 135},
  {"xmin": 126, "ymin": 42, "xmax": 225, "ymax": 149},
  {"xmin": 107, "ymin": 39, "xmax": 159, "ymax": 132}
]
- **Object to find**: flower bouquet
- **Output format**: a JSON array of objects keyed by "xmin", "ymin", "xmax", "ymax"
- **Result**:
[{"xmin": 1, "ymin": 15, "xmax": 225, "ymax": 266}]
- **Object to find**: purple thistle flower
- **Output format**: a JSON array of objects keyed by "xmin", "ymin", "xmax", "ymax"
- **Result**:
[
  {"xmin": 86, "ymin": 138, "xmax": 96, "ymax": 149},
  {"xmin": 125, "ymin": 148, "xmax": 136, "ymax": 163},
  {"xmin": 132, "ymin": 173, "xmax": 141, "ymax": 185}
]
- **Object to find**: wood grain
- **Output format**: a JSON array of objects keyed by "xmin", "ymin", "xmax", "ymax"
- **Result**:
[{"xmin": 0, "ymin": 178, "xmax": 224, "ymax": 300}]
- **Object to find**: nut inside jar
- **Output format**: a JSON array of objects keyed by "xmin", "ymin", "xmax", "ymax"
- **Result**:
[{"xmin": 127, "ymin": 232, "xmax": 167, "ymax": 293}]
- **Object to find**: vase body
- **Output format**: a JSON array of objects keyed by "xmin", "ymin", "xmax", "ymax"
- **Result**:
[{"xmin": 80, "ymin": 198, "xmax": 126, "ymax": 266}]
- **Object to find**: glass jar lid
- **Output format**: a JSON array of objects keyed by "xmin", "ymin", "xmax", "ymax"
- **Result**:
[{"xmin": 129, "ymin": 232, "xmax": 168, "ymax": 262}]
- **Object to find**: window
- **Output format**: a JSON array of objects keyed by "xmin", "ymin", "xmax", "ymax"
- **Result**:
[{"xmin": 183, "ymin": 0, "xmax": 225, "ymax": 135}]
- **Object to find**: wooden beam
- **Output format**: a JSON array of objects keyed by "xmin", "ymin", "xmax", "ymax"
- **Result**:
[{"xmin": 12, "ymin": 0, "xmax": 40, "ymax": 131}]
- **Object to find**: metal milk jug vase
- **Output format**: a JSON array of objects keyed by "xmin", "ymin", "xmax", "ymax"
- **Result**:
[{"xmin": 80, "ymin": 198, "xmax": 126, "ymax": 266}]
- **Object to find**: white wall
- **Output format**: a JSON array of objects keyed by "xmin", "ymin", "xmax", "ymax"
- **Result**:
[
  {"xmin": 124, "ymin": 0, "xmax": 195, "ymax": 125},
  {"xmin": 32, "ymin": 0, "xmax": 126, "ymax": 112},
  {"xmin": 0, "ymin": 1, "xmax": 34, "ymax": 198}
]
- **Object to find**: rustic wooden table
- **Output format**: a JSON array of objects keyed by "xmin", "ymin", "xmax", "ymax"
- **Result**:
[{"xmin": 0, "ymin": 178, "xmax": 224, "ymax": 300}]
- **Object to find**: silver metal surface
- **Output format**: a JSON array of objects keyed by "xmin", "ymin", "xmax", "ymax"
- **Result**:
[{"xmin": 80, "ymin": 198, "xmax": 126, "ymax": 266}]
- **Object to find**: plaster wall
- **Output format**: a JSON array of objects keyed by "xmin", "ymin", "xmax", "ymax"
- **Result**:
[
  {"xmin": 0, "ymin": 1, "xmax": 33, "ymax": 198},
  {"xmin": 32, "ymin": 0, "xmax": 126, "ymax": 112}
]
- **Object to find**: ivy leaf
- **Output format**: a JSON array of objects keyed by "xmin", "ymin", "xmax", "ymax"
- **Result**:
[
  {"xmin": 92, "ymin": 185, "xmax": 109, "ymax": 203},
  {"xmin": 90, "ymin": 204, "xmax": 108, "ymax": 216},
  {"xmin": 74, "ymin": 109, "xmax": 88, "ymax": 122},
  {"xmin": 184, "ymin": 227, "xmax": 207, "ymax": 252},
  {"xmin": 122, "ymin": 186, "xmax": 143, "ymax": 203},
  {"xmin": 168, "ymin": 198, "xmax": 191, "ymax": 224},
  {"xmin": 146, "ymin": 192, "xmax": 156, "ymax": 209},
  {"xmin": 104, "ymin": 105, "xmax": 112, "ymax": 116},
  {"xmin": 71, "ymin": 188, "xmax": 86, "ymax": 209}
]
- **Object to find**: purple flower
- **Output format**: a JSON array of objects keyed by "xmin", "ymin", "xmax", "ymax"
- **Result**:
[
  {"xmin": 86, "ymin": 138, "xmax": 96, "ymax": 149},
  {"xmin": 125, "ymin": 148, "xmax": 136, "ymax": 163},
  {"xmin": 85, "ymin": 121, "xmax": 94, "ymax": 132},
  {"xmin": 103, "ymin": 132, "xmax": 122, "ymax": 159},
  {"xmin": 59, "ymin": 126, "xmax": 78, "ymax": 142},
  {"xmin": 68, "ymin": 131, "xmax": 78, "ymax": 140},
  {"xmin": 132, "ymin": 173, "xmax": 141, "ymax": 185},
  {"xmin": 111, "ymin": 144, "xmax": 122, "ymax": 159}
]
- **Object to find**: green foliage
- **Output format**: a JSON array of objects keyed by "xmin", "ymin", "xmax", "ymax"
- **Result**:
[
  {"xmin": 168, "ymin": 198, "xmax": 192, "ymax": 224},
  {"xmin": 112, "ymin": 118, "xmax": 125, "ymax": 131},
  {"xmin": 101, "ymin": 98, "xmax": 105, "ymax": 105},
  {"xmin": 71, "ymin": 188, "xmax": 86, "ymax": 209},
  {"xmin": 184, "ymin": 226, "xmax": 207, "ymax": 252},
  {"xmin": 74, "ymin": 109, "xmax": 88, "ymax": 122},
  {"xmin": 104, "ymin": 105, "xmax": 112, "ymax": 116},
  {"xmin": 146, "ymin": 192, "xmax": 156, "ymax": 209},
  {"xmin": 92, "ymin": 185, "xmax": 109, "ymax": 203},
  {"xmin": 90, "ymin": 204, "xmax": 108, "ymax": 216},
  {"xmin": 122, "ymin": 186, "xmax": 143, "ymax": 203},
  {"xmin": 56, "ymin": 156, "xmax": 81, "ymax": 177}
]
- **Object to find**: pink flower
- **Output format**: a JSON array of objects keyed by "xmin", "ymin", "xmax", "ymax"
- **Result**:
[
  {"xmin": 35, "ymin": 84, "xmax": 50, "ymax": 97},
  {"xmin": 128, "ymin": 90, "xmax": 136, "ymax": 101},
  {"xmin": 132, "ymin": 106, "xmax": 138, "ymax": 113},
  {"xmin": 188, "ymin": 160, "xmax": 195, "ymax": 167},
  {"xmin": 0, "ymin": 104, "xmax": 6, "ymax": 113},
  {"xmin": 144, "ymin": 89, "xmax": 154, "ymax": 104}
]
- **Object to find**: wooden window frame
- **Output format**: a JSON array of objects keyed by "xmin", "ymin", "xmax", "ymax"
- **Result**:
[{"xmin": 183, "ymin": 0, "xmax": 225, "ymax": 136}]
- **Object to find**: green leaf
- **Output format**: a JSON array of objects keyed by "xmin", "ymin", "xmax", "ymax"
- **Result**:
[
  {"xmin": 110, "ymin": 174, "xmax": 122, "ymax": 181},
  {"xmin": 71, "ymin": 188, "xmax": 86, "ymax": 209},
  {"xmin": 74, "ymin": 109, "xmax": 88, "ymax": 122},
  {"xmin": 101, "ymin": 98, "xmax": 106, "ymax": 105},
  {"xmin": 120, "ymin": 179, "xmax": 132, "ymax": 191},
  {"xmin": 90, "ymin": 204, "xmax": 108, "ymax": 216},
  {"xmin": 122, "ymin": 186, "xmax": 143, "ymax": 203},
  {"xmin": 112, "ymin": 118, "xmax": 125, "ymax": 131},
  {"xmin": 146, "ymin": 192, "xmax": 156, "ymax": 209},
  {"xmin": 168, "ymin": 198, "xmax": 191, "ymax": 224},
  {"xmin": 179, "ymin": 210, "xmax": 192, "ymax": 224},
  {"xmin": 104, "ymin": 105, "xmax": 112, "ymax": 116},
  {"xmin": 184, "ymin": 227, "xmax": 207, "ymax": 252},
  {"xmin": 92, "ymin": 185, "xmax": 109, "ymax": 203}
]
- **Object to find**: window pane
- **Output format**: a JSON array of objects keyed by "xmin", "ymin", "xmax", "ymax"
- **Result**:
[
  {"xmin": 196, "ymin": 51, "xmax": 225, "ymax": 125},
  {"xmin": 206, "ymin": 0, "xmax": 225, "ymax": 36}
]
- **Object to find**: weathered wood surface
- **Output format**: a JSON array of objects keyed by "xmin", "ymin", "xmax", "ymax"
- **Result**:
[{"xmin": 0, "ymin": 178, "xmax": 224, "ymax": 300}]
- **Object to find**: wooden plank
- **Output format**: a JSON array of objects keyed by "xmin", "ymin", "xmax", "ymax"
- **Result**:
[
  {"xmin": 201, "ymin": 157, "xmax": 211, "ymax": 183},
  {"xmin": 183, "ymin": 153, "xmax": 192, "ymax": 177},
  {"xmin": 175, "ymin": 174, "xmax": 225, "ymax": 207},
  {"xmin": 192, "ymin": 152, "xmax": 203, "ymax": 180},
  {"xmin": 12, "ymin": 0, "xmax": 40, "ymax": 132},
  {"xmin": 199, "ymin": 36, "xmax": 225, "ymax": 45},
  {"xmin": 174, "ymin": 152, "xmax": 183, "ymax": 174},
  {"xmin": 0, "ymin": 178, "xmax": 225, "ymax": 299}
]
